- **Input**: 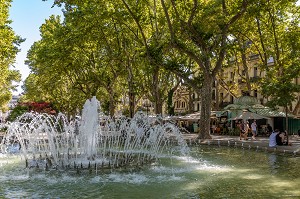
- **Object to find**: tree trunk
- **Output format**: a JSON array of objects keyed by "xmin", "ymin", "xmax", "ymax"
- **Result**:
[
  {"xmin": 152, "ymin": 66, "xmax": 163, "ymax": 114},
  {"xmin": 197, "ymin": 75, "xmax": 213, "ymax": 139},
  {"xmin": 129, "ymin": 89, "xmax": 135, "ymax": 118},
  {"xmin": 240, "ymin": 41, "xmax": 251, "ymax": 92},
  {"xmin": 128, "ymin": 66, "xmax": 135, "ymax": 118},
  {"xmin": 109, "ymin": 90, "xmax": 115, "ymax": 116},
  {"xmin": 285, "ymin": 106, "xmax": 289, "ymax": 143},
  {"xmin": 214, "ymin": 78, "xmax": 220, "ymax": 110},
  {"xmin": 154, "ymin": 101, "xmax": 163, "ymax": 115},
  {"xmin": 292, "ymin": 95, "xmax": 300, "ymax": 115}
]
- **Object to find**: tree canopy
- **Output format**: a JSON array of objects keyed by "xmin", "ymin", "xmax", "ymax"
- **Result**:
[
  {"xmin": 0, "ymin": 0, "xmax": 22, "ymax": 112},
  {"xmin": 20, "ymin": 0, "xmax": 300, "ymax": 138}
]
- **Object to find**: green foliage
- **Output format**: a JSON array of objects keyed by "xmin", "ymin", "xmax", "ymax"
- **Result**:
[
  {"xmin": 0, "ymin": 0, "xmax": 22, "ymax": 111},
  {"xmin": 262, "ymin": 76, "xmax": 300, "ymax": 109},
  {"xmin": 7, "ymin": 101, "xmax": 56, "ymax": 122},
  {"xmin": 121, "ymin": 107, "xmax": 130, "ymax": 117},
  {"xmin": 21, "ymin": 0, "xmax": 300, "ymax": 122},
  {"xmin": 255, "ymin": 1, "xmax": 300, "ymax": 113},
  {"xmin": 6, "ymin": 105, "xmax": 28, "ymax": 122},
  {"xmin": 101, "ymin": 100, "xmax": 110, "ymax": 116}
]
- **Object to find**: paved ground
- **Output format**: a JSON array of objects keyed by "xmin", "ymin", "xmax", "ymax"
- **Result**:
[{"xmin": 182, "ymin": 133, "xmax": 300, "ymax": 156}]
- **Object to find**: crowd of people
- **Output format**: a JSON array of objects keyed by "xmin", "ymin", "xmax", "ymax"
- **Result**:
[
  {"xmin": 235, "ymin": 120, "xmax": 292, "ymax": 147},
  {"xmin": 237, "ymin": 120, "xmax": 260, "ymax": 140}
]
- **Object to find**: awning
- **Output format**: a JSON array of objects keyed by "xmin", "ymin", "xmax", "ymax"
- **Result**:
[
  {"xmin": 228, "ymin": 111, "xmax": 270, "ymax": 121},
  {"xmin": 255, "ymin": 108, "xmax": 295, "ymax": 118}
]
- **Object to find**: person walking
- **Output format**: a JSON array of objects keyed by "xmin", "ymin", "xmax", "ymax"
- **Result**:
[{"xmin": 251, "ymin": 120, "xmax": 257, "ymax": 140}]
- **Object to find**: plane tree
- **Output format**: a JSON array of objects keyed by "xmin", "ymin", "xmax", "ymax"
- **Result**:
[
  {"xmin": 25, "ymin": 8, "xmax": 128, "ymax": 116},
  {"xmin": 24, "ymin": 15, "xmax": 87, "ymax": 115},
  {"xmin": 0, "ymin": 0, "xmax": 22, "ymax": 112},
  {"xmin": 50, "ymin": 0, "xmax": 253, "ymax": 139},
  {"xmin": 48, "ymin": 0, "xmax": 180, "ymax": 116},
  {"xmin": 159, "ymin": 0, "xmax": 251, "ymax": 139},
  {"xmin": 253, "ymin": 1, "xmax": 300, "ymax": 136}
]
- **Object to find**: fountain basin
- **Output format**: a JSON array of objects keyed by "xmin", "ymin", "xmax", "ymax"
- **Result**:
[{"xmin": 0, "ymin": 146, "xmax": 299, "ymax": 198}]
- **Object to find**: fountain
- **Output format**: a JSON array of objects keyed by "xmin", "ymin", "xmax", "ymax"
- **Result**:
[
  {"xmin": 0, "ymin": 97, "xmax": 299, "ymax": 198},
  {"xmin": 1, "ymin": 96, "xmax": 189, "ymax": 171}
]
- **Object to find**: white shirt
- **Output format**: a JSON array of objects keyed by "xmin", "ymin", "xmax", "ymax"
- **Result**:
[{"xmin": 269, "ymin": 132, "xmax": 277, "ymax": 147}]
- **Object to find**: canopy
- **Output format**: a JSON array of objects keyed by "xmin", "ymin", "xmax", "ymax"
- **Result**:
[
  {"xmin": 228, "ymin": 111, "xmax": 270, "ymax": 121},
  {"xmin": 165, "ymin": 111, "xmax": 226, "ymax": 121}
]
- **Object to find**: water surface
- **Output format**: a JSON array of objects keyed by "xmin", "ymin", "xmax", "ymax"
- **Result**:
[{"xmin": 0, "ymin": 146, "xmax": 299, "ymax": 198}]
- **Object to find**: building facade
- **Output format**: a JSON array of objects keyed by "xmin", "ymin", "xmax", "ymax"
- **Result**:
[{"xmin": 173, "ymin": 55, "xmax": 300, "ymax": 117}]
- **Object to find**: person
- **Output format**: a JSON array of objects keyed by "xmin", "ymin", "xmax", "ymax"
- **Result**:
[
  {"xmin": 276, "ymin": 131, "xmax": 291, "ymax": 146},
  {"xmin": 269, "ymin": 129, "xmax": 279, "ymax": 147},
  {"xmin": 245, "ymin": 121, "xmax": 250, "ymax": 134},
  {"xmin": 211, "ymin": 124, "xmax": 216, "ymax": 134},
  {"xmin": 276, "ymin": 131, "xmax": 285, "ymax": 145},
  {"xmin": 216, "ymin": 125, "xmax": 221, "ymax": 135},
  {"xmin": 239, "ymin": 121, "xmax": 248, "ymax": 140},
  {"xmin": 251, "ymin": 120, "xmax": 257, "ymax": 140}
]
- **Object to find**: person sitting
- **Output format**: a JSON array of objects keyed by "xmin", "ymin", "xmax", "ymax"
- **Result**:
[
  {"xmin": 276, "ymin": 131, "xmax": 291, "ymax": 146},
  {"xmin": 269, "ymin": 129, "xmax": 279, "ymax": 147}
]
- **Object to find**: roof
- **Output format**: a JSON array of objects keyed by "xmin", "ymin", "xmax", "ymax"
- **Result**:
[
  {"xmin": 164, "ymin": 111, "xmax": 228, "ymax": 121},
  {"xmin": 224, "ymin": 96, "xmax": 296, "ymax": 118},
  {"xmin": 254, "ymin": 108, "xmax": 294, "ymax": 118}
]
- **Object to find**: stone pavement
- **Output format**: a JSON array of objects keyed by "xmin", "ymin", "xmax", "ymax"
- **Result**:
[{"xmin": 182, "ymin": 133, "xmax": 300, "ymax": 156}]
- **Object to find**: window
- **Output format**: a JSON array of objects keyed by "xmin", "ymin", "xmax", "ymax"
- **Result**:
[
  {"xmin": 212, "ymin": 90, "xmax": 216, "ymax": 100},
  {"xmin": 254, "ymin": 90, "xmax": 258, "ymax": 97},
  {"xmin": 267, "ymin": 57, "xmax": 274, "ymax": 63},
  {"xmin": 242, "ymin": 70, "xmax": 246, "ymax": 76},
  {"xmin": 230, "ymin": 96, "xmax": 234, "ymax": 103},
  {"xmin": 254, "ymin": 67, "xmax": 258, "ymax": 77}
]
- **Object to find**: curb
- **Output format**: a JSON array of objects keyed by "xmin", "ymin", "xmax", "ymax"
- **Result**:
[{"xmin": 183, "ymin": 135, "xmax": 300, "ymax": 157}]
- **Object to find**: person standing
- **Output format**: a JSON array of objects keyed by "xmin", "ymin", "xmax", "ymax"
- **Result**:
[
  {"xmin": 269, "ymin": 129, "xmax": 279, "ymax": 147},
  {"xmin": 239, "ymin": 121, "xmax": 249, "ymax": 140},
  {"xmin": 245, "ymin": 121, "xmax": 250, "ymax": 135},
  {"xmin": 251, "ymin": 120, "xmax": 257, "ymax": 140}
]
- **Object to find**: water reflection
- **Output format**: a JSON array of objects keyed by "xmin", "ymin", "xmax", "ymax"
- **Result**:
[{"xmin": 268, "ymin": 153, "xmax": 279, "ymax": 174}]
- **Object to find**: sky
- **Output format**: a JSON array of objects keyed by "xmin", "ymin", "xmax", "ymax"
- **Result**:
[{"xmin": 9, "ymin": 0, "xmax": 63, "ymax": 94}]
